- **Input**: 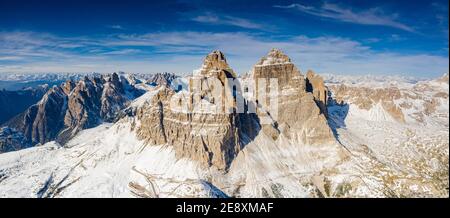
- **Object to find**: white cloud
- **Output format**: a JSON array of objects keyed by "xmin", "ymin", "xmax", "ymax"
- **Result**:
[
  {"xmin": 0, "ymin": 56, "xmax": 23, "ymax": 61},
  {"xmin": 100, "ymin": 49, "xmax": 141, "ymax": 55},
  {"xmin": 0, "ymin": 31, "xmax": 96, "ymax": 60},
  {"xmin": 0, "ymin": 31, "xmax": 447, "ymax": 78},
  {"xmin": 108, "ymin": 25, "xmax": 124, "ymax": 30},
  {"xmin": 191, "ymin": 12, "xmax": 265, "ymax": 29},
  {"xmin": 388, "ymin": 34, "xmax": 404, "ymax": 42},
  {"xmin": 274, "ymin": 3, "xmax": 415, "ymax": 32}
]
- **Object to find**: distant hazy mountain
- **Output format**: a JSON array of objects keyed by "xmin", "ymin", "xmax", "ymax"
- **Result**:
[{"xmin": 0, "ymin": 73, "xmax": 99, "ymax": 90}]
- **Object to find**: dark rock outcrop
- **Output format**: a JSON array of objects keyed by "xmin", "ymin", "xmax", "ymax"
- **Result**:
[
  {"xmin": 306, "ymin": 70, "xmax": 328, "ymax": 117},
  {"xmin": 1, "ymin": 73, "xmax": 145, "ymax": 152}
]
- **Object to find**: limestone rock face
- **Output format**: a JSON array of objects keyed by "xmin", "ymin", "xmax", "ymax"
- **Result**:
[
  {"xmin": 193, "ymin": 50, "xmax": 238, "ymax": 113},
  {"xmin": 63, "ymin": 77, "xmax": 103, "ymax": 135},
  {"xmin": 136, "ymin": 87, "xmax": 243, "ymax": 171},
  {"xmin": 253, "ymin": 50, "xmax": 303, "ymax": 89},
  {"xmin": 252, "ymin": 49, "xmax": 334, "ymax": 144},
  {"xmin": 22, "ymin": 86, "xmax": 67, "ymax": 145},
  {"xmin": 328, "ymin": 73, "xmax": 450, "ymax": 124},
  {"xmin": 137, "ymin": 49, "xmax": 336, "ymax": 171},
  {"xmin": 201, "ymin": 50, "xmax": 234, "ymax": 76},
  {"xmin": 136, "ymin": 49, "xmax": 335, "ymax": 171},
  {"xmin": 330, "ymin": 84, "xmax": 407, "ymax": 122},
  {"xmin": 137, "ymin": 51, "xmax": 249, "ymax": 171},
  {"xmin": 306, "ymin": 70, "xmax": 328, "ymax": 116}
]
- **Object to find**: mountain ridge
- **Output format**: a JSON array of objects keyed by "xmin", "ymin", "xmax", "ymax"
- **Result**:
[{"xmin": 0, "ymin": 50, "xmax": 447, "ymax": 198}]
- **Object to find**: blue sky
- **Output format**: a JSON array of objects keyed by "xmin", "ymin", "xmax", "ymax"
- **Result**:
[{"xmin": 0, "ymin": 0, "xmax": 448, "ymax": 78}]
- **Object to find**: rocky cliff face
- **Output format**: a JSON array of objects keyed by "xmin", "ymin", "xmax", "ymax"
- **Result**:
[
  {"xmin": 251, "ymin": 49, "xmax": 334, "ymax": 145},
  {"xmin": 136, "ymin": 49, "xmax": 336, "ymax": 171},
  {"xmin": 327, "ymin": 73, "xmax": 449, "ymax": 124},
  {"xmin": 2, "ymin": 73, "xmax": 146, "ymax": 151},
  {"xmin": 137, "ymin": 51, "xmax": 249, "ymax": 171},
  {"xmin": 306, "ymin": 70, "xmax": 328, "ymax": 117}
]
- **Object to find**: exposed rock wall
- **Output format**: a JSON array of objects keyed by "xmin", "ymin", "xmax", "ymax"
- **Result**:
[
  {"xmin": 137, "ymin": 49, "xmax": 336, "ymax": 170},
  {"xmin": 252, "ymin": 49, "xmax": 334, "ymax": 144},
  {"xmin": 306, "ymin": 70, "xmax": 328, "ymax": 117},
  {"xmin": 328, "ymin": 74, "xmax": 449, "ymax": 124},
  {"xmin": 137, "ymin": 51, "xmax": 247, "ymax": 171},
  {"xmin": 329, "ymin": 85, "xmax": 406, "ymax": 123}
]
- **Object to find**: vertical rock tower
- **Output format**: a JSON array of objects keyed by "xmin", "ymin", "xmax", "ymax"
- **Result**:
[
  {"xmin": 138, "ymin": 50, "xmax": 243, "ymax": 171},
  {"xmin": 251, "ymin": 49, "xmax": 334, "ymax": 144},
  {"xmin": 137, "ymin": 49, "xmax": 336, "ymax": 171}
]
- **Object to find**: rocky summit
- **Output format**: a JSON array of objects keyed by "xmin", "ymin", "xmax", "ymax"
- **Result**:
[
  {"xmin": 136, "ymin": 49, "xmax": 336, "ymax": 171},
  {"xmin": 137, "ymin": 50, "xmax": 249, "ymax": 171},
  {"xmin": 252, "ymin": 49, "xmax": 334, "ymax": 145}
]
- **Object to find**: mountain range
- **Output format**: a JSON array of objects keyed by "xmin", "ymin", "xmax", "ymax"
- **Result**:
[{"xmin": 0, "ymin": 49, "xmax": 448, "ymax": 198}]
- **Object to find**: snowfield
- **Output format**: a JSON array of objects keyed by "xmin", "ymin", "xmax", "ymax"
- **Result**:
[
  {"xmin": 0, "ymin": 119, "xmax": 219, "ymax": 198},
  {"xmin": 0, "ymin": 74, "xmax": 448, "ymax": 198}
]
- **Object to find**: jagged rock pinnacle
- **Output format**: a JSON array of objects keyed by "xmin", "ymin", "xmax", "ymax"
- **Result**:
[
  {"xmin": 198, "ymin": 50, "xmax": 236, "ymax": 80},
  {"xmin": 202, "ymin": 50, "xmax": 230, "ymax": 71},
  {"xmin": 306, "ymin": 70, "xmax": 328, "ymax": 116}
]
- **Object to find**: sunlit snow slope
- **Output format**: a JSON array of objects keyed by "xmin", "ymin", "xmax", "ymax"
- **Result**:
[{"xmin": 0, "ymin": 75, "xmax": 448, "ymax": 198}]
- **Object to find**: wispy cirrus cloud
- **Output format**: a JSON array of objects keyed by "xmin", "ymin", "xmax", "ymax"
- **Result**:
[
  {"xmin": 100, "ymin": 49, "xmax": 141, "ymax": 55},
  {"xmin": 0, "ymin": 56, "xmax": 23, "ymax": 61},
  {"xmin": 107, "ymin": 25, "xmax": 124, "ymax": 30},
  {"xmin": 0, "ymin": 31, "xmax": 447, "ymax": 77},
  {"xmin": 191, "ymin": 12, "xmax": 265, "ymax": 30},
  {"xmin": 274, "ymin": 2, "xmax": 415, "ymax": 32}
]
